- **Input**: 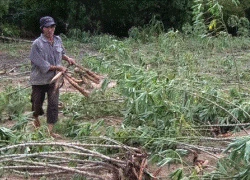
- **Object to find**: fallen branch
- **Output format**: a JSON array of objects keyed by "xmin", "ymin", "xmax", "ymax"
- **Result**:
[
  {"xmin": 178, "ymin": 144, "xmax": 226, "ymax": 154},
  {"xmin": 138, "ymin": 158, "xmax": 147, "ymax": 180},
  {"xmin": 11, "ymin": 169, "xmax": 66, "ymax": 177},
  {"xmin": 0, "ymin": 36, "xmax": 33, "ymax": 43},
  {"xmin": 6, "ymin": 159, "xmax": 105, "ymax": 180},
  {"xmin": 0, "ymin": 141, "xmax": 141, "ymax": 152},
  {"xmin": 194, "ymin": 122, "xmax": 250, "ymax": 127},
  {"xmin": 177, "ymin": 142, "xmax": 220, "ymax": 159},
  {"xmin": 0, "ymin": 141, "xmax": 150, "ymax": 179},
  {"xmin": 87, "ymin": 98, "xmax": 125, "ymax": 104}
]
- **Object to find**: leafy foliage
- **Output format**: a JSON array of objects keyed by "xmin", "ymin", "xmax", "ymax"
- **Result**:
[
  {"xmin": 206, "ymin": 137, "xmax": 250, "ymax": 179},
  {"xmin": 60, "ymin": 90, "xmax": 123, "ymax": 120},
  {"xmin": 1, "ymin": 0, "xmax": 249, "ymax": 38},
  {"xmin": 0, "ymin": 86, "xmax": 30, "ymax": 120},
  {"xmin": 0, "ymin": 0, "xmax": 189, "ymax": 37},
  {"xmin": 191, "ymin": 0, "xmax": 250, "ymax": 37},
  {"xmin": 0, "ymin": 127, "xmax": 14, "ymax": 143},
  {"xmin": 0, "ymin": 0, "xmax": 9, "ymax": 19}
]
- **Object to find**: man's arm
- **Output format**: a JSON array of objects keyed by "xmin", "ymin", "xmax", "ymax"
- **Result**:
[
  {"xmin": 62, "ymin": 54, "xmax": 76, "ymax": 65},
  {"xmin": 49, "ymin": 65, "xmax": 67, "ymax": 73}
]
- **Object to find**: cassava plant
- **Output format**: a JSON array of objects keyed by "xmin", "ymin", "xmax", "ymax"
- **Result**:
[
  {"xmin": 205, "ymin": 136, "xmax": 250, "ymax": 179},
  {"xmin": 0, "ymin": 127, "xmax": 14, "ymax": 146},
  {"xmin": 191, "ymin": 0, "xmax": 241, "ymax": 36},
  {"xmin": 0, "ymin": 86, "xmax": 30, "ymax": 120}
]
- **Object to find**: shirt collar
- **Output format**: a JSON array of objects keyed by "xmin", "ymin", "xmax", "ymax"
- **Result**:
[{"xmin": 40, "ymin": 33, "xmax": 55, "ymax": 43}]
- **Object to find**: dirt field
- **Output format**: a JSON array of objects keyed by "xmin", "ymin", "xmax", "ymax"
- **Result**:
[{"xmin": 1, "ymin": 41, "xmax": 250, "ymax": 180}]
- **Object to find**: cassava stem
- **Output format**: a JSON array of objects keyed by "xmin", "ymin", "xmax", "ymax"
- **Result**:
[
  {"xmin": 74, "ymin": 67, "xmax": 100, "ymax": 84},
  {"xmin": 64, "ymin": 74, "xmax": 89, "ymax": 97},
  {"xmin": 75, "ymin": 63, "xmax": 100, "ymax": 83},
  {"xmin": 67, "ymin": 75, "xmax": 83, "ymax": 84}
]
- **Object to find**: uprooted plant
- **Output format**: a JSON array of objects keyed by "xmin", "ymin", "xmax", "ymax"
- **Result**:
[{"xmin": 51, "ymin": 63, "xmax": 104, "ymax": 97}]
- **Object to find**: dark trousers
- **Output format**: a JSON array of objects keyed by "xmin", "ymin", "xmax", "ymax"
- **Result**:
[{"xmin": 31, "ymin": 83, "xmax": 59, "ymax": 124}]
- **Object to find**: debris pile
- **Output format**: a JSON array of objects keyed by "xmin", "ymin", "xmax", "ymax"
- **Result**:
[{"xmin": 0, "ymin": 141, "xmax": 153, "ymax": 180}]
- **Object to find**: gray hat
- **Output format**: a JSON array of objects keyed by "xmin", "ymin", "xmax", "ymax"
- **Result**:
[{"xmin": 40, "ymin": 16, "xmax": 56, "ymax": 29}]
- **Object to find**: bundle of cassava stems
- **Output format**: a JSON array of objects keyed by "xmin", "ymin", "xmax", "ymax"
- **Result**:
[{"xmin": 50, "ymin": 63, "xmax": 101, "ymax": 97}]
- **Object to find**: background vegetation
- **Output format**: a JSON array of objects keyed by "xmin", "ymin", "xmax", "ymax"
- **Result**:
[{"xmin": 0, "ymin": 0, "xmax": 250, "ymax": 38}]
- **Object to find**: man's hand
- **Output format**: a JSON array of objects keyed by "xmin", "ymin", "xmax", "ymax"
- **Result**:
[
  {"xmin": 63, "ymin": 55, "xmax": 76, "ymax": 66},
  {"xmin": 50, "ymin": 65, "xmax": 67, "ymax": 73},
  {"xmin": 67, "ymin": 57, "xmax": 76, "ymax": 65},
  {"xmin": 57, "ymin": 66, "xmax": 67, "ymax": 73},
  {"xmin": 64, "ymin": 56, "xmax": 76, "ymax": 65}
]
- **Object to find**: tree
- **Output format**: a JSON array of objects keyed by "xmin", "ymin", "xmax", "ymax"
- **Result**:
[
  {"xmin": 1, "ymin": 0, "xmax": 249, "ymax": 38},
  {"xmin": 0, "ymin": 0, "xmax": 9, "ymax": 19}
]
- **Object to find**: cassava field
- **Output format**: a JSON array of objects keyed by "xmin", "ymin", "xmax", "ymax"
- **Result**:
[{"xmin": 1, "ymin": 28, "xmax": 250, "ymax": 180}]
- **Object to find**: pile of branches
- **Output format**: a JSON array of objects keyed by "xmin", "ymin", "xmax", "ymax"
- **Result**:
[
  {"xmin": 0, "ymin": 141, "xmax": 152, "ymax": 180},
  {"xmin": 52, "ymin": 64, "xmax": 102, "ymax": 97}
]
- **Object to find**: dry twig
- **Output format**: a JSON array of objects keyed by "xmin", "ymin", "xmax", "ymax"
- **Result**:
[{"xmin": 0, "ymin": 141, "xmax": 150, "ymax": 180}]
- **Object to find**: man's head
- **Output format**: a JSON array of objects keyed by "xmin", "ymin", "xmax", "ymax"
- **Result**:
[
  {"xmin": 40, "ymin": 16, "xmax": 56, "ymax": 39},
  {"xmin": 40, "ymin": 16, "xmax": 56, "ymax": 29}
]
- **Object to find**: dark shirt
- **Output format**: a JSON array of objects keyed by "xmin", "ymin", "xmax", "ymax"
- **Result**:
[{"xmin": 30, "ymin": 34, "xmax": 65, "ymax": 85}]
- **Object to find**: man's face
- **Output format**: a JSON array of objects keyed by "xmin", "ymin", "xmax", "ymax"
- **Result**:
[{"xmin": 43, "ymin": 25, "xmax": 56, "ymax": 39}]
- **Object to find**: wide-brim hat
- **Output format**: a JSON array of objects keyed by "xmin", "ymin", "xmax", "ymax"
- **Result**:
[{"xmin": 40, "ymin": 16, "xmax": 56, "ymax": 29}]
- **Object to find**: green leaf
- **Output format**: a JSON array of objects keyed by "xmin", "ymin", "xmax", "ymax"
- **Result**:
[
  {"xmin": 170, "ymin": 168, "xmax": 183, "ymax": 180},
  {"xmin": 157, "ymin": 157, "xmax": 174, "ymax": 167},
  {"xmin": 244, "ymin": 141, "xmax": 250, "ymax": 163}
]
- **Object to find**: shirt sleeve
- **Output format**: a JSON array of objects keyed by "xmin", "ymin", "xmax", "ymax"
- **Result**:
[{"xmin": 30, "ymin": 41, "xmax": 51, "ymax": 73}]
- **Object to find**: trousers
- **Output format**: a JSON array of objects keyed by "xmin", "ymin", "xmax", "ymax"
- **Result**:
[{"xmin": 31, "ymin": 83, "xmax": 59, "ymax": 124}]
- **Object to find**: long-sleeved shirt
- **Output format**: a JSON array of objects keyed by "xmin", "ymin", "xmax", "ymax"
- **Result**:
[{"xmin": 30, "ymin": 33, "xmax": 65, "ymax": 85}]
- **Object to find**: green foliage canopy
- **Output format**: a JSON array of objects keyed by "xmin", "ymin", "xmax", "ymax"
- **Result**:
[{"xmin": 0, "ymin": 0, "xmax": 193, "ymax": 37}]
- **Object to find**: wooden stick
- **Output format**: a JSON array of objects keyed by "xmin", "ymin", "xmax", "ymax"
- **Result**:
[
  {"xmin": 83, "ymin": 73, "xmax": 100, "ymax": 84},
  {"xmin": 132, "ymin": 167, "xmax": 139, "ymax": 180},
  {"xmin": 138, "ymin": 158, "xmax": 147, "ymax": 180},
  {"xmin": 0, "ymin": 142, "xmax": 141, "ymax": 152},
  {"xmin": 81, "ymin": 75, "xmax": 93, "ymax": 88},
  {"xmin": 0, "ymin": 36, "xmax": 33, "ymax": 43},
  {"xmin": 74, "ymin": 67, "xmax": 100, "ymax": 84},
  {"xmin": 64, "ymin": 74, "xmax": 89, "ymax": 97},
  {"xmin": 67, "ymin": 75, "xmax": 83, "ymax": 84},
  {"xmin": 74, "ymin": 63, "xmax": 100, "ymax": 83},
  {"xmin": 4, "ymin": 159, "xmax": 105, "ymax": 180},
  {"xmin": 11, "ymin": 169, "xmax": 67, "ymax": 177}
]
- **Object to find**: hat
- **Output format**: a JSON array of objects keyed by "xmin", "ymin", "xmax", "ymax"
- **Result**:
[{"xmin": 40, "ymin": 16, "xmax": 56, "ymax": 29}]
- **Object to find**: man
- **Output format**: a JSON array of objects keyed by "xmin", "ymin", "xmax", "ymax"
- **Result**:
[{"xmin": 30, "ymin": 16, "xmax": 75, "ymax": 138}]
